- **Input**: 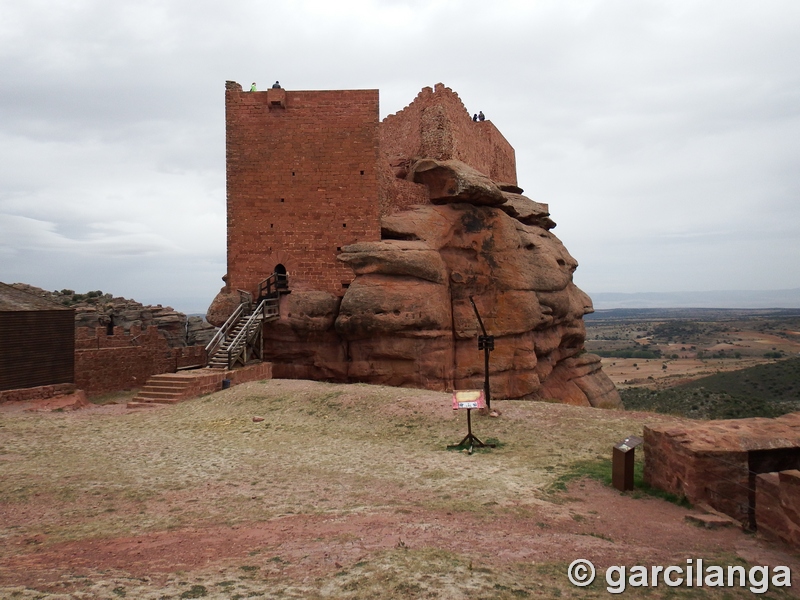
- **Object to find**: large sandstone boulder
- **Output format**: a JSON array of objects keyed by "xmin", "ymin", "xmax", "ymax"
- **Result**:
[
  {"xmin": 253, "ymin": 162, "xmax": 621, "ymax": 408},
  {"xmin": 409, "ymin": 159, "xmax": 506, "ymax": 206},
  {"xmin": 326, "ymin": 200, "xmax": 620, "ymax": 407},
  {"xmin": 335, "ymin": 275, "xmax": 451, "ymax": 337},
  {"xmin": 337, "ymin": 241, "xmax": 447, "ymax": 284},
  {"xmin": 207, "ymin": 288, "xmax": 241, "ymax": 328},
  {"xmin": 498, "ymin": 192, "xmax": 556, "ymax": 230}
]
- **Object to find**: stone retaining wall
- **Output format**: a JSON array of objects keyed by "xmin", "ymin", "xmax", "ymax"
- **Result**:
[{"xmin": 644, "ymin": 413, "xmax": 800, "ymax": 548}]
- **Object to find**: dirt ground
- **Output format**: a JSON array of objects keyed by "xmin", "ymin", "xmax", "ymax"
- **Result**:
[
  {"xmin": 600, "ymin": 357, "xmax": 774, "ymax": 389},
  {"xmin": 1, "ymin": 380, "xmax": 798, "ymax": 599}
]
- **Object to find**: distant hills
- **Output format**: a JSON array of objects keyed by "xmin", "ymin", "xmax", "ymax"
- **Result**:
[{"xmin": 588, "ymin": 289, "xmax": 800, "ymax": 310}]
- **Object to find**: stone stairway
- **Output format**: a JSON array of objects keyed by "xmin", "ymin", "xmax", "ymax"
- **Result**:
[
  {"xmin": 207, "ymin": 318, "xmax": 253, "ymax": 369},
  {"xmin": 127, "ymin": 372, "xmax": 223, "ymax": 408},
  {"xmin": 126, "ymin": 362, "xmax": 274, "ymax": 409}
]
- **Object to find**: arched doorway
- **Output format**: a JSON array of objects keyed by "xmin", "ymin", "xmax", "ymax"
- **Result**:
[{"xmin": 274, "ymin": 264, "xmax": 288, "ymax": 291}]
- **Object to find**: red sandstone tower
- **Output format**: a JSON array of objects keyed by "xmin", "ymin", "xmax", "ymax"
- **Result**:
[
  {"xmin": 223, "ymin": 81, "xmax": 382, "ymax": 297},
  {"xmin": 218, "ymin": 81, "xmax": 516, "ymax": 301}
]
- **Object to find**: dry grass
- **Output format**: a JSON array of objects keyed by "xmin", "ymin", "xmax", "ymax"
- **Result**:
[
  {"xmin": 1, "ymin": 380, "xmax": 795, "ymax": 599},
  {"xmin": 0, "ymin": 381, "xmax": 647, "ymax": 541}
]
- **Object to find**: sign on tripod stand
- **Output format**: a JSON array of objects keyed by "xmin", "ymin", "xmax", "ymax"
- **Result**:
[
  {"xmin": 452, "ymin": 389, "xmax": 486, "ymax": 410},
  {"xmin": 448, "ymin": 390, "xmax": 495, "ymax": 454}
]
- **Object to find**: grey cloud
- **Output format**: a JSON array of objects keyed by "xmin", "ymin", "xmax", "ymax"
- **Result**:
[{"xmin": 1, "ymin": 0, "xmax": 798, "ymax": 311}]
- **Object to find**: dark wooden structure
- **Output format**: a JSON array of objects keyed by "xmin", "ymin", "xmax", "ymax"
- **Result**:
[{"xmin": 0, "ymin": 282, "xmax": 75, "ymax": 392}]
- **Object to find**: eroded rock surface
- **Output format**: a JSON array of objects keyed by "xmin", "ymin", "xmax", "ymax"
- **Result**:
[
  {"xmin": 12, "ymin": 283, "xmax": 216, "ymax": 347},
  {"xmin": 252, "ymin": 160, "xmax": 621, "ymax": 408}
]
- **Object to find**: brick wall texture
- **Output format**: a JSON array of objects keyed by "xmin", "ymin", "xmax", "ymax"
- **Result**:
[
  {"xmin": 225, "ymin": 82, "xmax": 381, "ymax": 297},
  {"xmin": 223, "ymin": 81, "xmax": 517, "ymax": 298},
  {"xmin": 380, "ymin": 83, "xmax": 517, "ymax": 188},
  {"xmin": 74, "ymin": 326, "xmax": 207, "ymax": 396}
]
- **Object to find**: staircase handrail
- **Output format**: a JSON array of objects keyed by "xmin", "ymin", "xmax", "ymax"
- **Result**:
[
  {"xmin": 227, "ymin": 297, "xmax": 280, "ymax": 369},
  {"xmin": 205, "ymin": 302, "xmax": 246, "ymax": 359},
  {"xmin": 225, "ymin": 297, "xmax": 275, "ymax": 368},
  {"xmin": 258, "ymin": 271, "xmax": 289, "ymax": 299},
  {"xmin": 237, "ymin": 288, "xmax": 253, "ymax": 312}
]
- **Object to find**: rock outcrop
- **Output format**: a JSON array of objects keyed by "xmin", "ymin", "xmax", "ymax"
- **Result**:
[
  {"xmin": 207, "ymin": 83, "xmax": 620, "ymax": 408},
  {"xmin": 11, "ymin": 284, "xmax": 216, "ymax": 347},
  {"xmin": 255, "ymin": 159, "xmax": 621, "ymax": 408}
]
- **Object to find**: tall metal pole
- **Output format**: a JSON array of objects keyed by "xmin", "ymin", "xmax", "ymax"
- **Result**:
[{"xmin": 468, "ymin": 296, "xmax": 493, "ymax": 410}]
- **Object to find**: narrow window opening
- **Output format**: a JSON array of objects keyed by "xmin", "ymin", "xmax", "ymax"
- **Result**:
[
  {"xmin": 280, "ymin": 198, "xmax": 285, "ymax": 203},
  {"xmin": 360, "ymin": 170, "xmax": 365, "ymax": 175},
  {"xmin": 342, "ymin": 223, "xmax": 346, "ymax": 228}
]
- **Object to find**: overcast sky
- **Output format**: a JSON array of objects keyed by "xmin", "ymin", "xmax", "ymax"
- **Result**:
[{"xmin": 1, "ymin": 0, "xmax": 798, "ymax": 313}]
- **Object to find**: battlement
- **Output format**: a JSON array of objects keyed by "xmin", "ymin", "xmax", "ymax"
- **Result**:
[{"xmin": 381, "ymin": 83, "xmax": 517, "ymax": 186}]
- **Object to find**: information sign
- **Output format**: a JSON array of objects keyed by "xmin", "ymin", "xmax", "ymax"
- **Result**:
[{"xmin": 452, "ymin": 389, "xmax": 486, "ymax": 411}]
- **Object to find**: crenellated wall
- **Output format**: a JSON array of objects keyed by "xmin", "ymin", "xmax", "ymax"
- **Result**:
[
  {"xmin": 74, "ymin": 326, "xmax": 207, "ymax": 396},
  {"xmin": 380, "ymin": 83, "xmax": 517, "ymax": 191}
]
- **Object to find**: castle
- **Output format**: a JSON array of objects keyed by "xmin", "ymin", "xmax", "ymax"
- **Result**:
[
  {"xmin": 215, "ymin": 81, "xmax": 516, "ymax": 298},
  {"xmin": 208, "ymin": 82, "xmax": 620, "ymax": 407}
]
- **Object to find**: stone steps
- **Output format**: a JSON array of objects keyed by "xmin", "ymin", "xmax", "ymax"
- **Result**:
[
  {"xmin": 126, "ymin": 362, "xmax": 273, "ymax": 408},
  {"xmin": 128, "ymin": 373, "xmax": 210, "ymax": 406}
]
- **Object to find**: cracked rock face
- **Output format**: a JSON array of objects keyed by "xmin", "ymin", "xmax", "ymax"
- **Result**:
[{"xmin": 258, "ymin": 158, "xmax": 621, "ymax": 408}]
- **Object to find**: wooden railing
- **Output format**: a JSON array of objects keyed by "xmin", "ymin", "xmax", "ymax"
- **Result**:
[
  {"xmin": 224, "ymin": 297, "xmax": 279, "ymax": 369},
  {"xmin": 205, "ymin": 302, "xmax": 246, "ymax": 360},
  {"xmin": 258, "ymin": 272, "xmax": 289, "ymax": 300}
]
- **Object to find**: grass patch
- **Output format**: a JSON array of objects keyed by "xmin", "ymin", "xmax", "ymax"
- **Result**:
[
  {"xmin": 179, "ymin": 584, "xmax": 208, "ymax": 598},
  {"xmin": 622, "ymin": 357, "xmax": 800, "ymax": 419},
  {"xmin": 550, "ymin": 458, "xmax": 691, "ymax": 507},
  {"xmin": 550, "ymin": 459, "xmax": 612, "ymax": 492}
]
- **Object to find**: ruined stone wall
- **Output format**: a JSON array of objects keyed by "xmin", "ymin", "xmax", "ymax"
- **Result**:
[
  {"xmin": 644, "ymin": 413, "xmax": 800, "ymax": 543},
  {"xmin": 0, "ymin": 383, "xmax": 76, "ymax": 404},
  {"xmin": 74, "ymin": 326, "xmax": 207, "ymax": 396},
  {"xmin": 379, "ymin": 83, "xmax": 517, "ymax": 217},
  {"xmin": 756, "ymin": 470, "xmax": 800, "ymax": 549},
  {"xmin": 224, "ymin": 82, "xmax": 381, "ymax": 297}
]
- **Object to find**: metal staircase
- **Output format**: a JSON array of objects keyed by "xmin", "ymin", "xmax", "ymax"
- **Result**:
[{"xmin": 205, "ymin": 272, "xmax": 288, "ymax": 370}]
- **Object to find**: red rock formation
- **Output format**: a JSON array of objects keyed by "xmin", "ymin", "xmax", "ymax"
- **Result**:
[
  {"xmin": 756, "ymin": 470, "xmax": 800, "ymax": 549},
  {"xmin": 257, "ymin": 160, "xmax": 620, "ymax": 407},
  {"xmin": 210, "ymin": 83, "xmax": 621, "ymax": 407}
]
